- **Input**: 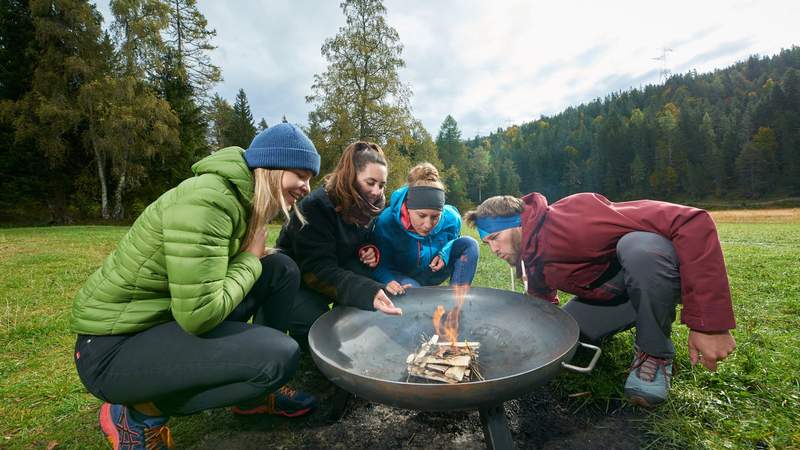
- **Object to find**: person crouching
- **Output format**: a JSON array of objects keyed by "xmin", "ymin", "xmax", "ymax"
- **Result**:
[
  {"xmin": 464, "ymin": 192, "xmax": 736, "ymax": 407},
  {"xmin": 371, "ymin": 162, "xmax": 479, "ymax": 294}
]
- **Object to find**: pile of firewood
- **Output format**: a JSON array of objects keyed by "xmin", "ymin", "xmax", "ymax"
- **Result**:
[{"xmin": 406, "ymin": 335, "xmax": 482, "ymax": 384}]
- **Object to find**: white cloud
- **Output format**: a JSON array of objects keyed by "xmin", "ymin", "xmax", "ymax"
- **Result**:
[{"xmin": 95, "ymin": 0, "xmax": 800, "ymax": 138}]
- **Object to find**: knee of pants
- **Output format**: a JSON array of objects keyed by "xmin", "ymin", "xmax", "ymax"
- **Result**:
[
  {"xmin": 274, "ymin": 335, "xmax": 301, "ymax": 372},
  {"xmin": 563, "ymin": 296, "xmax": 636, "ymax": 344},
  {"xmin": 616, "ymin": 232, "xmax": 678, "ymax": 270},
  {"xmin": 452, "ymin": 236, "xmax": 479, "ymax": 258},
  {"xmin": 292, "ymin": 287, "xmax": 332, "ymax": 331},
  {"xmin": 263, "ymin": 252, "xmax": 300, "ymax": 285},
  {"xmin": 251, "ymin": 333, "xmax": 301, "ymax": 383},
  {"xmin": 448, "ymin": 236, "xmax": 480, "ymax": 266}
]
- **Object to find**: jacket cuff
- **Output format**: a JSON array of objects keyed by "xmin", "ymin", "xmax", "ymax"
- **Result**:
[
  {"xmin": 356, "ymin": 283, "xmax": 382, "ymax": 311},
  {"xmin": 438, "ymin": 249, "xmax": 450, "ymax": 266},
  {"xmin": 358, "ymin": 244, "xmax": 380, "ymax": 266},
  {"xmin": 680, "ymin": 309, "xmax": 736, "ymax": 331}
]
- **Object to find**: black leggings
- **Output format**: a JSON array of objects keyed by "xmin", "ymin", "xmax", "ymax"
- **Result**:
[
  {"xmin": 283, "ymin": 257, "xmax": 377, "ymax": 350},
  {"xmin": 74, "ymin": 252, "xmax": 301, "ymax": 416}
]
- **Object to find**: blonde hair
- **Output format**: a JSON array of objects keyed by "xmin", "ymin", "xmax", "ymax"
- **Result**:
[
  {"xmin": 407, "ymin": 162, "xmax": 445, "ymax": 190},
  {"xmin": 241, "ymin": 168, "xmax": 307, "ymax": 253},
  {"xmin": 463, "ymin": 195, "xmax": 524, "ymax": 227}
]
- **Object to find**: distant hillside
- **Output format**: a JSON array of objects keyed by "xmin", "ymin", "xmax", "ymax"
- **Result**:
[{"xmin": 463, "ymin": 46, "xmax": 800, "ymax": 204}]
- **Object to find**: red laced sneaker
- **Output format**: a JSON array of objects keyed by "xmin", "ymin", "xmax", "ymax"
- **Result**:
[
  {"xmin": 98, "ymin": 402, "xmax": 173, "ymax": 450},
  {"xmin": 624, "ymin": 351, "xmax": 673, "ymax": 407},
  {"xmin": 231, "ymin": 385, "xmax": 317, "ymax": 417}
]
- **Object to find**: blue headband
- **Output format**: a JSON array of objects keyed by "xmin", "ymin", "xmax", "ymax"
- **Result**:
[{"xmin": 475, "ymin": 215, "xmax": 521, "ymax": 239}]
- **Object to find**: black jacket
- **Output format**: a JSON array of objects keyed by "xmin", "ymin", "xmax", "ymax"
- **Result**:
[{"xmin": 277, "ymin": 187, "xmax": 383, "ymax": 310}]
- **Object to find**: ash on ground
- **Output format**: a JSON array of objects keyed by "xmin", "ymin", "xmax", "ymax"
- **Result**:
[{"xmin": 186, "ymin": 356, "xmax": 644, "ymax": 450}]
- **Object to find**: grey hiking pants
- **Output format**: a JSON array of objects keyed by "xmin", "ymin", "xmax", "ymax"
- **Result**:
[{"xmin": 562, "ymin": 232, "xmax": 681, "ymax": 358}]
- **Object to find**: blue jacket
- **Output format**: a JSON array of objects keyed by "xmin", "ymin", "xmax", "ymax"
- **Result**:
[{"xmin": 372, "ymin": 185, "xmax": 462, "ymax": 284}]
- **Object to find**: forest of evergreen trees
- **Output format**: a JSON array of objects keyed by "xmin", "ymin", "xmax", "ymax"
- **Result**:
[
  {"xmin": 0, "ymin": 0, "xmax": 267, "ymax": 223},
  {"xmin": 1, "ymin": 0, "xmax": 798, "ymax": 225},
  {"xmin": 462, "ymin": 47, "xmax": 800, "ymax": 206}
]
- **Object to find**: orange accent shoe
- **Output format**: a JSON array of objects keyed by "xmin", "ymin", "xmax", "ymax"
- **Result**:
[
  {"xmin": 231, "ymin": 385, "xmax": 317, "ymax": 417},
  {"xmin": 99, "ymin": 402, "xmax": 173, "ymax": 449}
]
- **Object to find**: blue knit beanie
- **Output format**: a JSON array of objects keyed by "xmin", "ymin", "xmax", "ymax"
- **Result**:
[{"xmin": 244, "ymin": 123, "xmax": 321, "ymax": 175}]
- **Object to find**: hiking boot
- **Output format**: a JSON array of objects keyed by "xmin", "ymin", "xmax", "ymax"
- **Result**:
[
  {"xmin": 624, "ymin": 350, "xmax": 673, "ymax": 407},
  {"xmin": 231, "ymin": 385, "xmax": 317, "ymax": 417},
  {"xmin": 99, "ymin": 402, "xmax": 173, "ymax": 450}
]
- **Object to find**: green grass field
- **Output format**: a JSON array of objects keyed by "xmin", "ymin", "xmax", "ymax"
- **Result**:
[{"xmin": 1, "ymin": 211, "xmax": 799, "ymax": 449}]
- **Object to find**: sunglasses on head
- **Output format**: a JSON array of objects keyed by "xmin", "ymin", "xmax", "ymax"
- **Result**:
[{"xmin": 357, "ymin": 142, "xmax": 379, "ymax": 152}]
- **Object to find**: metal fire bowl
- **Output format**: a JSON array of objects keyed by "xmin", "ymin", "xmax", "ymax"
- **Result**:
[{"xmin": 309, "ymin": 286, "xmax": 581, "ymax": 411}]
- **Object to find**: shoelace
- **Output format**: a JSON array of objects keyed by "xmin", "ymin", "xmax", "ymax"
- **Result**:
[
  {"xmin": 144, "ymin": 425, "xmax": 174, "ymax": 450},
  {"xmin": 112, "ymin": 407, "xmax": 172, "ymax": 449},
  {"xmin": 630, "ymin": 351, "xmax": 672, "ymax": 382},
  {"xmin": 257, "ymin": 385, "xmax": 297, "ymax": 414},
  {"xmin": 278, "ymin": 385, "xmax": 297, "ymax": 398}
]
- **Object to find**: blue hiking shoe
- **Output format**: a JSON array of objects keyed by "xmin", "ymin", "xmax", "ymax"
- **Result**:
[
  {"xmin": 624, "ymin": 351, "xmax": 673, "ymax": 408},
  {"xmin": 231, "ymin": 385, "xmax": 317, "ymax": 417},
  {"xmin": 98, "ymin": 402, "xmax": 173, "ymax": 449}
]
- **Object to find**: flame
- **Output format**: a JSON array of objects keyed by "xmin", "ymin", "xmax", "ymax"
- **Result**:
[
  {"xmin": 432, "ymin": 305, "xmax": 445, "ymax": 337},
  {"xmin": 432, "ymin": 284, "xmax": 471, "ymax": 351}
]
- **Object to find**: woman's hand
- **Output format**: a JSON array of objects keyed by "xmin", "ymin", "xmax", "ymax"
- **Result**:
[
  {"xmin": 245, "ymin": 226, "xmax": 267, "ymax": 258},
  {"xmin": 429, "ymin": 255, "xmax": 445, "ymax": 272},
  {"xmin": 373, "ymin": 289, "xmax": 403, "ymax": 315},
  {"xmin": 359, "ymin": 246, "xmax": 379, "ymax": 268},
  {"xmin": 688, "ymin": 329, "xmax": 736, "ymax": 371},
  {"xmin": 385, "ymin": 281, "xmax": 412, "ymax": 296}
]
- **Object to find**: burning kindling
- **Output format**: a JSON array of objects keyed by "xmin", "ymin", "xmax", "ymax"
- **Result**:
[
  {"xmin": 406, "ymin": 285, "xmax": 482, "ymax": 384},
  {"xmin": 406, "ymin": 335, "xmax": 482, "ymax": 383}
]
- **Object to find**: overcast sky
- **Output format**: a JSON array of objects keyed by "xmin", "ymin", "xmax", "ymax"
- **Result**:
[{"xmin": 95, "ymin": 0, "xmax": 800, "ymax": 138}]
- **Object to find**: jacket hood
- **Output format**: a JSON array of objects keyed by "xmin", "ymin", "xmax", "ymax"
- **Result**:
[
  {"xmin": 387, "ymin": 185, "xmax": 448, "ymax": 240},
  {"xmin": 520, "ymin": 192, "xmax": 550, "ymax": 263},
  {"xmin": 192, "ymin": 147, "xmax": 254, "ymax": 208}
]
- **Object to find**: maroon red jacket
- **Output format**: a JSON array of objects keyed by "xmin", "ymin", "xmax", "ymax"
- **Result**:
[{"xmin": 520, "ymin": 192, "xmax": 735, "ymax": 332}]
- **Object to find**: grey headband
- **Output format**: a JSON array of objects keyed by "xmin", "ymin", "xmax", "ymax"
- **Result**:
[{"xmin": 406, "ymin": 186, "xmax": 445, "ymax": 210}]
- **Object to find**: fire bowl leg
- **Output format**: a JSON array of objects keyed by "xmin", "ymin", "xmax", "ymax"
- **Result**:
[
  {"xmin": 327, "ymin": 386, "xmax": 352, "ymax": 423},
  {"xmin": 479, "ymin": 403, "xmax": 513, "ymax": 450}
]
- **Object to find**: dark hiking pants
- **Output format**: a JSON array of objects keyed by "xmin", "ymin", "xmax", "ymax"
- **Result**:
[
  {"xmin": 74, "ymin": 252, "xmax": 301, "ymax": 416},
  {"xmin": 282, "ymin": 257, "xmax": 377, "ymax": 351},
  {"xmin": 562, "ymin": 232, "xmax": 681, "ymax": 359}
]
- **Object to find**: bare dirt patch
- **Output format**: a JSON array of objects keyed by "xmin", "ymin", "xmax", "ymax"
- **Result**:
[{"xmin": 189, "ymin": 363, "xmax": 644, "ymax": 450}]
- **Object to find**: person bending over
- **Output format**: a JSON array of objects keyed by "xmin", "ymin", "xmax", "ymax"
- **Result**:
[{"xmin": 464, "ymin": 192, "xmax": 736, "ymax": 407}]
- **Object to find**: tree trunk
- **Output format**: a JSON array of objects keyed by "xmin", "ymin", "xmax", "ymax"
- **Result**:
[
  {"xmin": 94, "ymin": 145, "xmax": 109, "ymax": 219},
  {"xmin": 112, "ymin": 159, "xmax": 128, "ymax": 220},
  {"xmin": 46, "ymin": 185, "xmax": 73, "ymax": 225},
  {"xmin": 174, "ymin": 0, "xmax": 183, "ymax": 57}
]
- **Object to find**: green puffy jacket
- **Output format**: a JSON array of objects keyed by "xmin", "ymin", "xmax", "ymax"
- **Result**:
[{"xmin": 71, "ymin": 147, "xmax": 262, "ymax": 336}]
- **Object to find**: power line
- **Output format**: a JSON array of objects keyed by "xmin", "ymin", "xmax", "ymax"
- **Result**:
[{"xmin": 652, "ymin": 47, "xmax": 674, "ymax": 83}]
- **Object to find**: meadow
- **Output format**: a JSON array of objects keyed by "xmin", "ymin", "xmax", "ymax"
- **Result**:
[{"xmin": 1, "ymin": 209, "xmax": 798, "ymax": 448}]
